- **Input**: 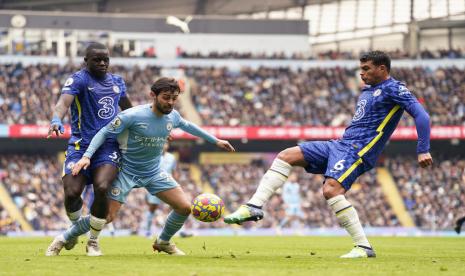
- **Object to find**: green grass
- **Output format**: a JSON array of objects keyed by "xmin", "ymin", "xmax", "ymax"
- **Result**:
[{"xmin": 0, "ymin": 236, "xmax": 464, "ymax": 275}]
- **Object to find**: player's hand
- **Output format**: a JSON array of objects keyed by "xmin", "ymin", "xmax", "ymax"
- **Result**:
[
  {"xmin": 216, "ymin": 139, "xmax": 235, "ymax": 152},
  {"xmin": 167, "ymin": 134, "xmax": 174, "ymax": 142},
  {"xmin": 47, "ymin": 117, "xmax": 64, "ymax": 138},
  {"xmin": 418, "ymin": 152, "xmax": 433, "ymax": 168},
  {"xmin": 72, "ymin": 157, "xmax": 91, "ymax": 176}
]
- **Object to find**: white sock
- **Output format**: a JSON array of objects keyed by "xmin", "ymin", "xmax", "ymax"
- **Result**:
[
  {"xmin": 89, "ymin": 215, "xmax": 107, "ymax": 240},
  {"xmin": 248, "ymin": 159, "xmax": 292, "ymax": 207},
  {"xmin": 327, "ymin": 195, "xmax": 371, "ymax": 248},
  {"xmin": 67, "ymin": 208, "xmax": 82, "ymax": 225}
]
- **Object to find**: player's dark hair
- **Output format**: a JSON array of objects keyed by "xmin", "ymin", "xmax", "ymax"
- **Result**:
[
  {"xmin": 360, "ymin": 51, "xmax": 391, "ymax": 73},
  {"xmin": 85, "ymin": 42, "xmax": 108, "ymax": 56},
  {"xmin": 151, "ymin": 77, "xmax": 180, "ymax": 96}
]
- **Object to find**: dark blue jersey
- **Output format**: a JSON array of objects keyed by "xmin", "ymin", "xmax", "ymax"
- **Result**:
[
  {"xmin": 61, "ymin": 69, "xmax": 127, "ymax": 148},
  {"xmin": 342, "ymin": 77, "xmax": 422, "ymax": 166}
]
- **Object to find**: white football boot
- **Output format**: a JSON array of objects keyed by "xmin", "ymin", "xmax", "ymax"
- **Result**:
[
  {"xmin": 152, "ymin": 238, "xmax": 186, "ymax": 255},
  {"xmin": 340, "ymin": 246, "xmax": 376, "ymax": 258},
  {"xmin": 45, "ymin": 235, "xmax": 66, "ymax": 256},
  {"xmin": 86, "ymin": 239, "xmax": 103, "ymax": 257}
]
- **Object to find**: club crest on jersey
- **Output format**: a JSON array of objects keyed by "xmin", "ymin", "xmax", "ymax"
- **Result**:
[
  {"xmin": 111, "ymin": 187, "xmax": 121, "ymax": 196},
  {"xmin": 166, "ymin": 122, "xmax": 173, "ymax": 131},
  {"xmin": 113, "ymin": 85, "xmax": 120, "ymax": 93},
  {"xmin": 64, "ymin": 77, "xmax": 74, "ymax": 87},
  {"xmin": 66, "ymin": 161, "xmax": 75, "ymax": 170},
  {"xmin": 373, "ymin": 89, "xmax": 382, "ymax": 97}
]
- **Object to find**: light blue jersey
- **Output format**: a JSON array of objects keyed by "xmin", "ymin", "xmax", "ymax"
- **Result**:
[
  {"xmin": 84, "ymin": 104, "xmax": 217, "ymax": 176},
  {"xmin": 282, "ymin": 182, "xmax": 301, "ymax": 205},
  {"xmin": 83, "ymin": 104, "xmax": 218, "ymax": 203},
  {"xmin": 282, "ymin": 181, "xmax": 303, "ymax": 217}
]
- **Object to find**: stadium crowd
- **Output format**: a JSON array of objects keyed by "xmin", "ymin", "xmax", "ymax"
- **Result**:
[
  {"xmin": 187, "ymin": 66, "xmax": 465, "ymax": 126},
  {"xmin": 387, "ymin": 156, "xmax": 465, "ymax": 230},
  {"xmin": 1, "ymin": 63, "xmax": 464, "ymax": 127}
]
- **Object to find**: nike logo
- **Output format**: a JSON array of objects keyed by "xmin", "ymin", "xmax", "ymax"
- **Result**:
[{"xmin": 88, "ymin": 87, "xmax": 95, "ymax": 91}]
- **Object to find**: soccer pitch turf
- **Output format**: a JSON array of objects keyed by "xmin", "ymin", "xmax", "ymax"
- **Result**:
[{"xmin": 0, "ymin": 236, "xmax": 464, "ymax": 275}]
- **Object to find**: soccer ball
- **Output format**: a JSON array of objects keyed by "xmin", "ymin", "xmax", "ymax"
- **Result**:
[{"xmin": 191, "ymin": 193, "xmax": 225, "ymax": 222}]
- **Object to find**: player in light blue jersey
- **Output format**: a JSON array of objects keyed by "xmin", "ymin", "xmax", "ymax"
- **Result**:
[
  {"xmin": 49, "ymin": 77, "xmax": 235, "ymax": 256},
  {"xmin": 279, "ymin": 173, "xmax": 303, "ymax": 228},
  {"xmin": 46, "ymin": 42, "xmax": 132, "ymax": 256},
  {"xmin": 225, "ymin": 51, "xmax": 433, "ymax": 258}
]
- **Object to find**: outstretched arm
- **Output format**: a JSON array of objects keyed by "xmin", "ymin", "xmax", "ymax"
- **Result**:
[
  {"xmin": 72, "ymin": 115, "xmax": 130, "ymax": 175},
  {"xmin": 47, "ymin": 94, "xmax": 74, "ymax": 138},
  {"xmin": 178, "ymin": 119, "xmax": 235, "ymax": 152},
  {"xmin": 405, "ymin": 102, "xmax": 433, "ymax": 168}
]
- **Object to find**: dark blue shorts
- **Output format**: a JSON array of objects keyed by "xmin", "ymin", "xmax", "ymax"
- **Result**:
[
  {"xmin": 62, "ymin": 142, "xmax": 121, "ymax": 181},
  {"xmin": 298, "ymin": 140, "xmax": 373, "ymax": 190}
]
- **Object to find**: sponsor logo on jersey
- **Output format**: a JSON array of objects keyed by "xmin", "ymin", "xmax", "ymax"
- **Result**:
[
  {"xmin": 136, "ymin": 123, "xmax": 148, "ymax": 130},
  {"xmin": 64, "ymin": 77, "xmax": 74, "ymax": 87},
  {"xmin": 352, "ymin": 99, "xmax": 367, "ymax": 122},
  {"xmin": 373, "ymin": 89, "xmax": 382, "ymax": 97},
  {"xmin": 113, "ymin": 85, "xmax": 120, "ymax": 93},
  {"xmin": 398, "ymin": 85, "xmax": 410, "ymax": 96}
]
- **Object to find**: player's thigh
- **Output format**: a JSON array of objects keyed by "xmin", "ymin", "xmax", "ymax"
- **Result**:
[
  {"xmin": 62, "ymin": 173, "xmax": 87, "ymax": 197},
  {"xmin": 106, "ymin": 199, "xmax": 123, "ymax": 223},
  {"xmin": 298, "ymin": 141, "xmax": 331, "ymax": 174},
  {"xmin": 62, "ymin": 147, "xmax": 88, "ymax": 196},
  {"xmin": 324, "ymin": 145, "xmax": 371, "ymax": 195},
  {"xmin": 155, "ymin": 187, "xmax": 191, "ymax": 215},
  {"xmin": 92, "ymin": 164, "xmax": 119, "ymax": 193},
  {"xmin": 90, "ymin": 144, "xmax": 121, "ymax": 191},
  {"xmin": 107, "ymin": 171, "xmax": 136, "ymax": 205}
]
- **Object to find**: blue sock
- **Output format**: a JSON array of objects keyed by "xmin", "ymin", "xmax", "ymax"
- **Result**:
[
  {"xmin": 63, "ymin": 215, "xmax": 91, "ymax": 241},
  {"xmin": 159, "ymin": 211, "xmax": 188, "ymax": 242},
  {"xmin": 146, "ymin": 211, "xmax": 155, "ymax": 233}
]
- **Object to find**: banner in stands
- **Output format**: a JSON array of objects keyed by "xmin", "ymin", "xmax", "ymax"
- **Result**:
[{"xmin": 6, "ymin": 125, "xmax": 465, "ymax": 140}]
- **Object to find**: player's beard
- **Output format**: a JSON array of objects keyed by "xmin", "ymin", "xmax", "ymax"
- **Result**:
[{"xmin": 155, "ymin": 101, "xmax": 173, "ymax": 114}]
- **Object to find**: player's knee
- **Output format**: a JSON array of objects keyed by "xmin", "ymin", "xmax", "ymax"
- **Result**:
[
  {"xmin": 174, "ymin": 202, "xmax": 191, "ymax": 216},
  {"xmin": 93, "ymin": 181, "xmax": 112, "ymax": 196},
  {"xmin": 276, "ymin": 147, "xmax": 305, "ymax": 167},
  {"xmin": 322, "ymin": 179, "xmax": 345, "ymax": 200}
]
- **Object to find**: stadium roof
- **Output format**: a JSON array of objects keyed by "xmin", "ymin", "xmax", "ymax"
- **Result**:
[{"xmin": 0, "ymin": 0, "xmax": 336, "ymax": 15}]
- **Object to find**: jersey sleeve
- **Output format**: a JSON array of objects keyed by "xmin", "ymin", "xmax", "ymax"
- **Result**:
[
  {"xmin": 83, "ymin": 111, "xmax": 133, "ymax": 158},
  {"xmin": 385, "ymin": 83, "xmax": 419, "ymax": 109},
  {"xmin": 114, "ymin": 75, "xmax": 127, "ymax": 98},
  {"xmin": 61, "ymin": 73, "xmax": 85, "ymax": 96}
]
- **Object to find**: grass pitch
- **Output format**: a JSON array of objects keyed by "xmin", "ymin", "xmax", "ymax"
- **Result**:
[{"xmin": 0, "ymin": 236, "xmax": 464, "ymax": 275}]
